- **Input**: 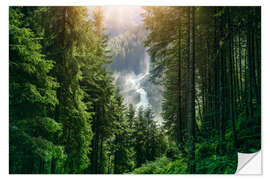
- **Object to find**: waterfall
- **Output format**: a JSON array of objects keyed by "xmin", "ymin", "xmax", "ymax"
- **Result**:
[
  {"xmin": 118, "ymin": 51, "xmax": 151, "ymax": 110},
  {"xmin": 135, "ymin": 74, "xmax": 149, "ymax": 109},
  {"xmin": 134, "ymin": 51, "xmax": 150, "ymax": 109}
]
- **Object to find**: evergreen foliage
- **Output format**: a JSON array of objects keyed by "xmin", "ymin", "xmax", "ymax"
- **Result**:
[
  {"xmin": 9, "ymin": 6, "xmax": 260, "ymax": 174},
  {"xmin": 141, "ymin": 6, "xmax": 260, "ymax": 174}
]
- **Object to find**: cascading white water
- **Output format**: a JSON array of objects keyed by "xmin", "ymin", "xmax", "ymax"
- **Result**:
[
  {"xmin": 120, "ymin": 51, "xmax": 151, "ymax": 110},
  {"xmin": 135, "ymin": 74, "xmax": 149, "ymax": 109},
  {"xmin": 112, "ymin": 47, "xmax": 163, "ymax": 123},
  {"xmin": 134, "ymin": 51, "xmax": 150, "ymax": 109}
]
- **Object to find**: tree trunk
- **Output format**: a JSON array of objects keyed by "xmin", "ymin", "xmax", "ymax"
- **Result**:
[
  {"xmin": 177, "ymin": 17, "xmax": 182, "ymax": 145},
  {"xmin": 228, "ymin": 8, "xmax": 237, "ymax": 149},
  {"xmin": 187, "ymin": 7, "xmax": 196, "ymax": 174},
  {"xmin": 218, "ymin": 8, "xmax": 225, "ymax": 155}
]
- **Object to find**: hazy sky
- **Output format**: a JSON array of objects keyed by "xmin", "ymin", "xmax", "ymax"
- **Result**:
[
  {"xmin": 102, "ymin": 6, "xmax": 144, "ymax": 25},
  {"xmin": 88, "ymin": 6, "xmax": 144, "ymax": 37}
]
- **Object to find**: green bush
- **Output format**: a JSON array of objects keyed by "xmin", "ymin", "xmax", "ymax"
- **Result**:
[
  {"xmin": 164, "ymin": 158, "xmax": 188, "ymax": 174},
  {"xmin": 196, "ymin": 154, "xmax": 237, "ymax": 174},
  {"xmin": 131, "ymin": 154, "xmax": 189, "ymax": 174},
  {"xmin": 132, "ymin": 139, "xmax": 238, "ymax": 174},
  {"xmin": 236, "ymin": 110, "xmax": 261, "ymax": 153},
  {"xmin": 131, "ymin": 156, "xmax": 170, "ymax": 174},
  {"xmin": 195, "ymin": 141, "xmax": 217, "ymax": 160},
  {"xmin": 166, "ymin": 146, "xmax": 180, "ymax": 160}
]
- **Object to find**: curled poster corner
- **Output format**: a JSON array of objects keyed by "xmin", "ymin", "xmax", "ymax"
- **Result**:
[{"xmin": 236, "ymin": 151, "xmax": 262, "ymax": 175}]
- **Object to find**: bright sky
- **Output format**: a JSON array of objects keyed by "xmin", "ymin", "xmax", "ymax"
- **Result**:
[{"xmin": 102, "ymin": 6, "xmax": 144, "ymax": 26}]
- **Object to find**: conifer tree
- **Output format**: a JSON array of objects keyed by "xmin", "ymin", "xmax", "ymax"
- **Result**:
[{"xmin": 9, "ymin": 7, "xmax": 65, "ymax": 174}]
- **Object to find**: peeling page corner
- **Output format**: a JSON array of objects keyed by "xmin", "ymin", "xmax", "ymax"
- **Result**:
[{"xmin": 236, "ymin": 151, "xmax": 262, "ymax": 175}]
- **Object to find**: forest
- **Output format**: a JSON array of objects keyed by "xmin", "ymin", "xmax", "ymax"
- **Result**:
[{"xmin": 9, "ymin": 6, "xmax": 260, "ymax": 174}]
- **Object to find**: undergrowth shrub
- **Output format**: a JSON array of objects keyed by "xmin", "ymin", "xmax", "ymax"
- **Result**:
[
  {"xmin": 196, "ymin": 154, "xmax": 237, "ymax": 174},
  {"xmin": 131, "ymin": 156, "xmax": 170, "ymax": 174}
]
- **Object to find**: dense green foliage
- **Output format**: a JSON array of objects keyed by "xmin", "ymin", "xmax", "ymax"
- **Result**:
[
  {"xmin": 132, "ymin": 152, "xmax": 236, "ymax": 174},
  {"xmin": 140, "ymin": 6, "xmax": 260, "ymax": 174},
  {"xmin": 9, "ymin": 7, "xmax": 65, "ymax": 173},
  {"xmin": 9, "ymin": 6, "xmax": 260, "ymax": 174},
  {"xmin": 9, "ymin": 7, "xmax": 166, "ymax": 174}
]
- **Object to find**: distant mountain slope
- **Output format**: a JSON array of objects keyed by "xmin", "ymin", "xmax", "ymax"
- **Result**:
[{"xmin": 108, "ymin": 25, "xmax": 147, "ymax": 75}]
